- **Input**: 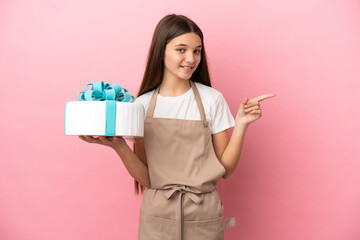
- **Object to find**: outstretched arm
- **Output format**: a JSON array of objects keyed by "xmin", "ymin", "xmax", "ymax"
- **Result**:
[{"xmin": 212, "ymin": 123, "xmax": 248, "ymax": 179}]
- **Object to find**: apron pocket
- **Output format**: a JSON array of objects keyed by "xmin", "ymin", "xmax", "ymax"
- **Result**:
[
  {"xmin": 183, "ymin": 216, "xmax": 224, "ymax": 240},
  {"xmin": 138, "ymin": 209, "xmax": 175, "ymax": 240}
]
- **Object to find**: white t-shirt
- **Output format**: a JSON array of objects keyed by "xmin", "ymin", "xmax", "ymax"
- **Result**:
[{"xmin": 135, "ymin": 82, "xmax": 235, "ymax": 134}]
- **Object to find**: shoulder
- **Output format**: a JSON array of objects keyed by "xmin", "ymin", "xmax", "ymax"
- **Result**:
[
  {"xmin": 195, "ymin": 82, "xmax": 235, "ymax": 134},
  {"xmin": 194, "ymin": 82, "xmax": 225, "ymax": 103},
  {"xmin": 134, "ymin": 90, "xmax": 154, "ymax": 109}
]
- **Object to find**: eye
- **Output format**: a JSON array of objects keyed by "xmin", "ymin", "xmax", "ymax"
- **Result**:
[
  {"xmin": 176, "ymin": 48, "xmax": 185, "ymax": 53},
  {"xmin": 195, "ymin": 49, "xmax": 201, "ymax": 54}
]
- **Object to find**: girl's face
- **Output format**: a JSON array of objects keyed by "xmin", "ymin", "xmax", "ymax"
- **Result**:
[{"xmin": 163, "ymin": 32, "xmax": 202, "ymax": 82}]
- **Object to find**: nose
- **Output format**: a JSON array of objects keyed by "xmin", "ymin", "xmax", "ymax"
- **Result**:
[{"xmin": 185, "ymin": 52, "xmax": 196, "ymax": 64}]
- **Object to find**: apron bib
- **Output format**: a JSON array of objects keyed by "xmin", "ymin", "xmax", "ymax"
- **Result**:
[{"xmin": 138, "ymin": 80, "xmax": 235, "ymax": 240}]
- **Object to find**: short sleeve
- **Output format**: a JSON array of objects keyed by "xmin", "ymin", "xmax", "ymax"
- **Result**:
[
  {"xmin": 135, "ymin": 94, "xmax": 147, "ymax": 110},
  {"xmin": 210, "ymin": 93, "xmax": 235, "ymax": 134},
  {"xmin": 134, "ymin": 91, "xmax": 153, "ymax": 116}
]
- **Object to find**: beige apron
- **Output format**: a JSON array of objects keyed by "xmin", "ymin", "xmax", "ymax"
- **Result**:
[{"xmin": 138, "ymin": 80, "xmax": 236, "ymax": 240}]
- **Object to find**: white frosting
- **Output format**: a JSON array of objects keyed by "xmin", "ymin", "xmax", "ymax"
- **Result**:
[{"xmin": 65, "ymin": 101, "xmax": 144, "ymax": 138}]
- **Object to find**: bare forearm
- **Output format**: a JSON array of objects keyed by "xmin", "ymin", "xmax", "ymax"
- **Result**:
[
  {"xmin": 221, "ymin": 122, "xmax": 248, "ymax": 179},
  {"xmin": 113, "ymin": 143, "xmax": 151, "ymax": 188}
]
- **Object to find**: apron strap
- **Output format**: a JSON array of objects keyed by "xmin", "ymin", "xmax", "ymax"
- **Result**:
[
  {"xmin": 146, "ymin": 85, "xmax": 160, "ymax": 118},
  {"xmin": 190, "ymin": 80, "xmax": 207, "ymax": 125}
]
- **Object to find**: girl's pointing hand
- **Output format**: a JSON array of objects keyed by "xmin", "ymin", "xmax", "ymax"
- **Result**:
[{"xmin": 236, "ymin": 93, "xmax": 276, "ymax": 126}]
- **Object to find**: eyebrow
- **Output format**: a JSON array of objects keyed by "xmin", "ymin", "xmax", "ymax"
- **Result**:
[{"xmin": 174, "ymin": 44, "xmax": 202, "ymax": 48}]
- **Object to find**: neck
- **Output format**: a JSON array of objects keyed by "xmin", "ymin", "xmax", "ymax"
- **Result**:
[{"xmin": 159, "ymin": 78, "xmax": 191, "ymax": 97}]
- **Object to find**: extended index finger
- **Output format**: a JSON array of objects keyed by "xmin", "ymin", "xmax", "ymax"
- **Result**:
[{"xmin": 252, "ymin": 93, "xmax": 276, "ymax": 103}]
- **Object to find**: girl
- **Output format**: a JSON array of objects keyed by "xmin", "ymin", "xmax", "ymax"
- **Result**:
[{"xmin": 80, "ymin": 14, "xmax": 275, "ymax": 240}]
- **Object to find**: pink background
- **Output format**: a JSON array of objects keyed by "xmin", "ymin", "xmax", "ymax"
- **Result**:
[{"xmin": 1, "ymin": 0, "xmax": 359, "ymax": 239}]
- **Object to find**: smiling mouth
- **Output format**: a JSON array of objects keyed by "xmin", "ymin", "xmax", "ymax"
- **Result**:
[{"xmin": 181, "ymin": 66, "xmax": 193, "ymax": 70}]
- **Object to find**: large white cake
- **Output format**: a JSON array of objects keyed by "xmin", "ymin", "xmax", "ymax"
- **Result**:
[{"xmin": 64, "ymin": 101, "xmax": 145, "ymax": 139}]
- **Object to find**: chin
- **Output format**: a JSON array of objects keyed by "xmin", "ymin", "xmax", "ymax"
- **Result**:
[{"xmin": 179, "ymin": 74, "xmax": 193, "ymax": 80}]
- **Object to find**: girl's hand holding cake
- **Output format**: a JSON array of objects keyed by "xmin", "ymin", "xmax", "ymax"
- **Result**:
[{"xmin": 79, "ymin": 135, "xmax": 127, "ymax": 150}]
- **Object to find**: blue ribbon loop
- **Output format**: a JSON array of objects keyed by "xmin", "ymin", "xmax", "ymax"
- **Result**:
[
  {"xmin": 77, "ymin": 81, "xmax": 135, "ymax": 135},
  {"xmin": 77, "ymin": 81, "xmax": 135, "ymax": 103}
]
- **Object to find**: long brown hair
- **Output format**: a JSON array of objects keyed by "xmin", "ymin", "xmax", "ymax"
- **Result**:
[{"xmin": 134, "ymin": 14, "xmax": 213, "ymax": 195}]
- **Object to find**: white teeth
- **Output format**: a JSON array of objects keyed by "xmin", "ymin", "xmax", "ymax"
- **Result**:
[{"xmin": 182, "ymin": 66, "xmax": 192, "ymax": 69}]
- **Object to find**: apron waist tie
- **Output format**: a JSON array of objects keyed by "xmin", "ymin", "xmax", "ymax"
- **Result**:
[{"xmin": 163, "ymin": 187, "xmax": 203, "ymax": 240}]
